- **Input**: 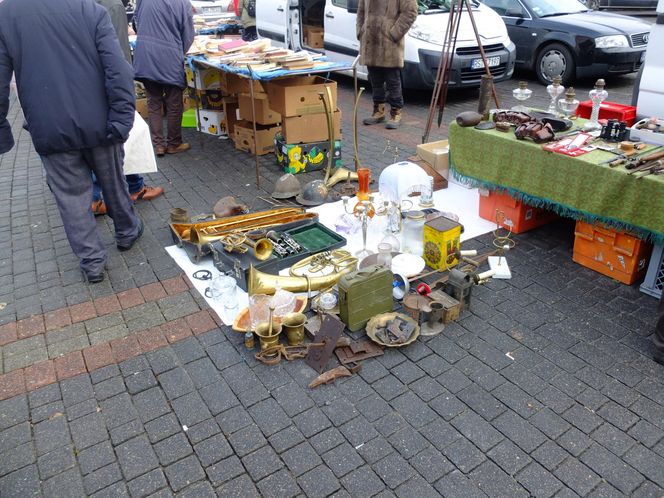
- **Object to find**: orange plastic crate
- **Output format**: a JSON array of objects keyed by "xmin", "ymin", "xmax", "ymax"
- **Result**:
[
  {"xmin": 478, "ymin": 190, "xmax": 558, "ymax": 234},
  {"xmin": 572, "ymin": 221, "xmax": 652, "ymax": 285}
]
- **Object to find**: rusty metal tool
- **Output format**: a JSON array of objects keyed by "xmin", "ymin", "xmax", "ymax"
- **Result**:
[
  {"xmin": 305, "ymin": 314, "xmax": 345, "ymax": 373},
  {"xmin": 308, "ymin": 366, "xmax": 352, "ymax": 388},
  {"xmin": 625, "ymin": 147, "xmax": 664, "ymax": 169}
]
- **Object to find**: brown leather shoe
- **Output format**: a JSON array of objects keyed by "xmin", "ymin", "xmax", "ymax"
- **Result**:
[
  {"xmin": 131, "ymin": 185, "xmax": 164, "ymax": 202},
  {"xmin": 166, "ymin": 143, "xmax": 191, "ymax": 154},
  {"xmin": 92, "ymin": 199, "xmax": 107, "ymax": 216},
  {"xmin": 155, "ymin": 146, "xmax": 166, "ymax": 157}
]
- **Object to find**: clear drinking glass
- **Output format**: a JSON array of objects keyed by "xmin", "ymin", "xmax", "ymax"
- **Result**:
[{"xmin": 377, "ymin": 243, "xmax": 393, "ymax": 269}]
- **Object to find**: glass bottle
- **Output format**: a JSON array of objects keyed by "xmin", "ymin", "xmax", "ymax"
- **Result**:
[
  {"xmin": 546, "ymin": 76, "xmax": 564, "ymax": 115},
  {"xmin": 583, "ymin": 79, "xmax": 608, "ymax": 132},
  {"xmin": 512, "ymin": 81, "xmax": 532, "ymax": 113},
  {"xmin": 356, "ymin": 168, "xmax": 371, "ymax": 201},
  {"xmin": 377, "ymin": 243, "xmax": 393, "ymax": 269},
  {"xmin": 244, "ymin": 331, "xmax": 254, "ymax": 349},
  {"xmin": 402, "ymin": 211, "xmax": 425, "ymax": 256},
  {"xmin": 558, "ymin": 87, "xmax": 579, "ymax": 119}
]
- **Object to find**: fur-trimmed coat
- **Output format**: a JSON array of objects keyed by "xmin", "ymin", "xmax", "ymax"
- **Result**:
[{"xmin": 356, "ymin": 0, "xmax": 418, "ymax": 68}]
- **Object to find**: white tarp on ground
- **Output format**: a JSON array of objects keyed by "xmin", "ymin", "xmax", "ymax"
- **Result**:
[{"xmin": 166, "ymin": 181, "xmax": 496, "ymax": 325}]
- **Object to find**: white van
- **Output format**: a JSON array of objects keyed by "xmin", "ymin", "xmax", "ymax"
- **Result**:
[{"xmin": 256, "ymin": 0, "xmax": 517, "ymax": 89}]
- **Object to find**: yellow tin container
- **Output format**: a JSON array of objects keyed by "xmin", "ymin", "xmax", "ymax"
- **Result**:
[{"xmin": 423, "ymin": 216, "xmax": 462, "ymax": 270}]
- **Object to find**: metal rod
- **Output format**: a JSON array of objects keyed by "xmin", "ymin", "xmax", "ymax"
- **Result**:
[
  {"xmin": 247, "ymin": 65, "xmax": 261, "ymax": 188},
  {"xmin": 463, "ymin": 0, "xmax": 500, "ymax": 108}
]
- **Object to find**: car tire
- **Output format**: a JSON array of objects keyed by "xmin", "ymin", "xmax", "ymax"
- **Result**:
[{"xmin": 536, "ymin": 43, "xmax": 575, "ymax": 86}]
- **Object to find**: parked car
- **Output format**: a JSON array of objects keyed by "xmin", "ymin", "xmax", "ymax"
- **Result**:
[
  {"xmin": 257, "ymin": 0, "xmax": 517, "ymax": 89},
  {"xmin": 595, "ymin": 0, "xmax": 658, "ymax": 10},
  {"xmin": 480, "ymin": 0, "xmax": 651, "ymax": 84},
  {"xmin": 191, "ymin": 0, "xmax": 234, "ymax": 22}
]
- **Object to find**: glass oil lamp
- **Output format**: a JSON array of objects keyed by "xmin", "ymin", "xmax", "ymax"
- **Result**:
[
  {"xmin": 546, "ymin": 76, "xmax": 565, "ymax": 115},
  {"xmin": 584, "ymin": 79, "xmax": 608, "ymax": 132},
  {"xmin": 511, "ymin": 81, "xmax": 532, "ymax": 112},
  {"xmin": 342, "ymin": 196, "xmax": 374, "ymax": 259},
  {"xmin": 558, "ymin": 87, "xmax": 579, "ymax": 119}
]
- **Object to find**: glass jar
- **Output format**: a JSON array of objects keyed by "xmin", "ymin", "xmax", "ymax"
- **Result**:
[
  {"xmin": 377, "ymin": 243, "xmax": 393, "ymax": 269},
  {"xmin": 402, "ymin": 211, "xmax": 425, "ymax": 256}
]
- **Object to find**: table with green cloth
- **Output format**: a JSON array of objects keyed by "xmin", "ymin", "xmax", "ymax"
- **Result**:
[{"xmin": 448, "ymin": 120, "xmax": 664, "ymax": 243}]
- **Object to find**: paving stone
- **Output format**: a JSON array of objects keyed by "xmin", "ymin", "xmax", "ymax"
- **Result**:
[
  {"xmin": 28, "ymin": 383, "xmax": 61, "ymax": 408},
  {"xmin": 154, "ymin": 432, "xmax": 193, "ymax": 466},
  {"xmin": 358, "ymin": 359, "xmax": 390, "ymax": 384},
  {"xmin": 293, "ymin": 407, "xmax": 332, "ymax": 438},
  {"xmin": 42, "ymin": 467, "xmax": 86, "ymax": 498},
  {"xmin": 530, "ymin": 408, "xmax": 573, "ymax": 439},
  {"xmin": 322, "ymin": 442, "xmax": 365, "ymax": 478},
  {"xmin": 215, "ymin": 405, "xmax": 252, "ymax": 436},
  {"xmin": 493, "ymin": 382, "xmax": 543, "ymax": 419},
  {"xmin": 199, "ymin": 380, "xmax": 238, "ymax": 416},
  {"xmin": 386, "ymin": 425, "xmax": 429, "ymax": 459},
  {"xmin": 469, "ymin": 460, "xmax": 529, "ymax": 498},
  {"xmin": 90, "ymin": 365, "xmax": 121, "ymax": 385},
  {"xmin": 215, "ymin": 473, "xmax": 259, "ymax": 497},
  {"xmin": 282, "ymin": 441, "xmax": 322, "ymax": 477},
  {"xmin": 146, "ymin": 348, "xmax": 179, "ymax": 376},
  {"xmin": 241, "ymin": 445, "xmax": 283, "ymax": 481},
  {"xmin": 487, "ymin": 439, "xmax": 532, "ymax": 476},
  {"xmin": 337, "ymin": 376, "xmax": 374, "ymax": 403},
  {"xmin": 428, "ymin": 391, "xmax": 467, "ymax": 421},
  {"xmin": 436, "ymin": 368, "xmax": 473, "ymax": 394},
  {"xmin": 553, "ymin": 458, "xmax": 602, "ymax": 496},
  {"xmin": 531, "ymin": 440, "xmax": 570, "ymax": 471},
  {"xmin": 341, "ymin": 465, "xmax": 385, "ymax": 497},
  {"xmin": 435, "ymin": 469, "xmax": 489, "ymax": 498},
  {"xmin": 536, "ymin": 386, "xmax": 575, "ymax": 415},
  {"xmin": 184, "ymin": 418, "xmax": 220, "ymax": 446},
  {"xmin": 632, "ymin": 480, "xmax": 664, "ymax": 498},
  {"xmin": 339, "ymin": 415, "xmax": 380, "ymax": 448},
  {"xmin": 0, "ymin": 421, "xmax": 31, "ymax": 452},
  {"xmin": 596, "ymin": 401, "xmax": 640, "ymax": 431},
  {"xmin": 61, "ymin": 373, "xmax": 95, "ymax": 407},
  {"xmin": 183, "ymin": 357, "xmax": 220, "ymax": 390},
  {"xmin": 623, "ymin": 444, "xmax": 664, "ymax": 488},
  {"xmin": 557, "ymin": 427, "xmax": 594, "ymax": 457},
  {"xmin": 452, "ymin": 411, "xmax": 504, "ymax": 452},
  {"xmin": 354, "ymin": 394, "xmax": 392, "ymax": 423},
  {"xmin": 99, "ymin": 393, "xmax": 139, "ymax": 430},
  {"xmin": 601, "ymin": 379, "xmax": 640, "ymax": 408},
  {"xmin": 228, "ymin": 424, "xmax": 267, "ymax": 458},
  {"xmin": 257, "ymin": 469, "xmax": 301, "ymax": 498},
  {"xmin": 576, "ymin": 388, "xmax": 610, "ymax": 412},
  {"xmin": 580, "ymin": 443, "xmax": 645, "ymax": 494},
  {"xmin": 206, "ymin": 341, "xmax": 241, "ymax": 371},
  {"xmin": 157, "ymin": 368, "xmax": 194, "ymax": 401},
  {"xmin": 628, "ymin": 419, "xmax": 664, "ymax": 448},
  {"xmin": 389, "ymin": 391, "xmax": 438, "ymax": 429},
  {"xmin": 31, "ymin": 400, "xmax": 65, "ymax": 424},
  {"xmin": 268, "ymin": 425, "xmax": 306, "ymax": 454},
  {"xmin": 176, "ymin": 480, "xmax": 216, "ymax": 498},
  {"xmin": 458, "ymin": 384, "xmax": 506, "ymax": 421},
  {"xmin": 94, "ymin": 376, "xmax": 127, "ymax": 401},
  {"xmin": 409, "ymin": 446, "xmax": 454, "ymax": 483},
  {"xmin": 171, "ymin": 392, "xmax": 211, "ymax": 427},
  {"xmin": 0, "ymin": 465, "xmax": 42, "ymax": 497},
  {"xmin": 163, "ymin": 455, "xmax": 205, "ymax": 493},
  {"xmin": 298, "ymin": 465, "xmax": 341, "ymax": 498},
  {"xmin": 562, "ymin": 404, "xmax": 604, "ymax": 434},
  {"xmin": 125, "ymin": 370, "xmax": 158, "ymax": 395},
  {"xmin": 409, "ymin": 376, "xmax": 446, "ymax": 402},
  {"xmin": 321, "ymin": 396, "xmax": 359, "ymax": 427},
  {"xmin": 205, "ymin": 455, "xmax": 245, "ymax": 487},
  {"xmin": 442, "ymin": 436, "xmax": 486, "ymax": 473},
  {"xmin": 78, "ymin": 440, "xmax": 116, "ymax": 475},
  {"xmin": 272, "ymin": 382, "xmax": 315, "ymax": 418},
  {"xmin": 109, "ymin": 419, "xmax": 145, "ymax": 447},
  {"xmin": 391, "ymin": 361, "xmax": 426, "ymax": 385},
  {"xmin": 193, "ymin": 433, "xmax": 233, "ymax": 467},
  {"xmin": 34, "ymin": 413, "xmax": 70, "ymax": 455},
  {"xmin": 492, "ymin": 410, "xmax": 547, "ymax": 454},
  {"xmin": 516, "ymin": 462, "xmax": 563, "ymax": 498},
  {"xmin": 372, "ymin": 451, "xmax": 415, "ymax": 489},
  {"xmin": 247, "ymin": 398, "xmax": 291, "ymax": 438},
  {"xmin": 38, "ymin": 444, "xmax": 76, "ymax": 480},
  {"xmin": 116, "ymin": 435, "xmax": 159, "ymax": 481},
  {"xmin": 82, "ymin": 463, "xmax": 125, "ymax": 495},
  {"xmin": 373, "ymin": 375, "xmax": 408, "ymax": 401}
]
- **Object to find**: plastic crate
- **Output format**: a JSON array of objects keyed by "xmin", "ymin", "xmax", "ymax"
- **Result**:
[
  {"xmin": 573, "ymin": 221, "xmax": 652, "ymax": 285},
  {"xmin": 181, "ymin": 108, "xmax": 197, "ymax": 129},
  {"xmin": 575, "ymin": 101, "xmax": 637, "ymax": 127},
  {"xmin": 478, "ymin": 189, "xmax": 558, "ymax": 234},
  {"xmin": 640, "ymin": 244, "xmax": 664, "ymax": 299}
]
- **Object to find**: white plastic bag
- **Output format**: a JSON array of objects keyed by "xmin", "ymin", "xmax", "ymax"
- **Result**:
[{"xmin": 123, "ymin": 112, "xmax": 157, "ymax": 175}]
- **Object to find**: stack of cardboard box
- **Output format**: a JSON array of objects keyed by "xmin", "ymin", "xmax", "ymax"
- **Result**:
[{"xmin": 266, "ymin": 76, "xmax": 342, "ymax": 174}]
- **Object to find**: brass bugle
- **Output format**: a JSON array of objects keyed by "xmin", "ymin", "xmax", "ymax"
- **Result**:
[
  {"xmin": 244, "ymin": 237, "xmax": 273, "ymax": 261},
  {"xmin": 248, "ymin": 263, "xmax": 356, "ymax": 295},
  {"xmin": 325, "ymin": 167, "xmax": 358, "ymax": 188}
]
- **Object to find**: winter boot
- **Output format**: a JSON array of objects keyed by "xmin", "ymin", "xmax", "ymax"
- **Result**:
[
  {"xmin": 385, "ymin": 108, "xmax": 402, "ymax": 129},
  {"xmin": 363, "ymin": 103, "xmax": 386, "ymax": 125}
]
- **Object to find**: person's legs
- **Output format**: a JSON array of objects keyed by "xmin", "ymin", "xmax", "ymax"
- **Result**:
[
  {"xmin": 40, "ymin": 151, "xmax": 107, "ymax": 277},
  {"xmin": 242, "ymin": 26, "xmax": 257, "ymax": 41},
  {"xmin": 653, "ymin": 292, "xmax": 664, "ymax": 364},
  {"xmin": 125, "ymin": 174, "xmax": 144, "ymax": 195},
  {"xmin": 91, "ymin": 172, "xmax": 107, "ymax": 215},
  {"xmin": 126, "ymin": 173, "xmax": 165, "ymax": 202},
  {"xmin": 164, "ymin": 84, "xmax": 187, "ymax": 152},
  {"xmin": 363, "ymin": 67, "xmax": 388, "ymax": 125},
  {"xmin": 385, "ymin": 68, "xmax": 404, "ymax": 129},
  {"xmin": 143, "ymin": 80, "xmax": 166, "ymax": 153},
  {"xmin": 87, "ymin": 144, "xmax": 141, "ymax": 248}
]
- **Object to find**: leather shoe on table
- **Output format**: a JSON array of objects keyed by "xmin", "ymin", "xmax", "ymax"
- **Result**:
[
  {"xmin": 117, "ymin": 219, "xmax": 144, "ymax": 252},
  {"xmin": 92, "ymin": 199, "xmax": 107, "ymax": 216},
  {"xmin": 166, "ymin": 143, "xmax": 191, "ymax": 154},
  {"xmin": 156, "ymin": 146, "xmax": 166, "ymax": 157},
  {"xmin": 131, "ymin": 186, "xmax": 164, "ymax": 202}
]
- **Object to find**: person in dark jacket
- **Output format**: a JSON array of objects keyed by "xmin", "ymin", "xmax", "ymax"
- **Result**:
[
  {"xmin": 0, "ymin": 0, "xmax": 142, "ymax": 284},
  {"xmin": 92, "ymin": 0, "xmax": 164, "ymax": 216},
  {"xmin": 356, "ymin": 0, "xmax": 417, "ymax": 129},
  {"xmin": 133, "ymin": 0, "xmax": 195, "ymax": 156}
]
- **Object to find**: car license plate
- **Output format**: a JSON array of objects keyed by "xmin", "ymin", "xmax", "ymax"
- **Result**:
[
  {"xmin": 470, "ymin": 56, "xmax": 500, "ymax": 70},
  {"xmin": 203, "ymin": 6, "xmax": 222, "ymax": 13}
]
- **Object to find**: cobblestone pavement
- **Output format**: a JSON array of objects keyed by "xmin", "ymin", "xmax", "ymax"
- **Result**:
[{"xmin": 2, "ymin": 68, "xmax": 664, "ymax": 497}]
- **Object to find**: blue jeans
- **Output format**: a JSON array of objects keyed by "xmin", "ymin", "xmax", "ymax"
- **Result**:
[{"xmin": 92, "ymin": 173, "xmax": 144, "ymax": 201}]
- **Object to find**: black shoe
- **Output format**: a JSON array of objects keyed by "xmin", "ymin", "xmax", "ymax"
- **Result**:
[
  {"xmin": 82, "ymin": 269, "xmax": 105, "ymax": 284},
  {"xmin": 117, "ymin": 219, "xmax": 144, "ymax": 252},
  {"xmin": 654, "ymin": 351, "xmax": 664, "ymax": 366}
]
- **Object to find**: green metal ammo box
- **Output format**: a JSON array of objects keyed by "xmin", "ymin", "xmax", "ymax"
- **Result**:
[{"xmin": 338, "ymin": 265, "xmax": 394, "ymax": 332}]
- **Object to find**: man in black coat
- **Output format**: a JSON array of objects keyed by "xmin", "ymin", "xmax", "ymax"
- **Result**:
[{"xmin": 0, "ymin": 0, "xmax": 142, "ymax": 283}]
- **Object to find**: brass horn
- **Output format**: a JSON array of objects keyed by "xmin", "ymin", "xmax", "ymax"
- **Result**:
[
  {"xmin": 220, "ymin": 232, "xmax": 274, "ymax": 261},
  {"xmin": 325, "ymin": 167, "xmax": 358, "ymax": 188},
  {"xmin": 248, "ymin": 262, "xmax": 356, "ymax": 295}
]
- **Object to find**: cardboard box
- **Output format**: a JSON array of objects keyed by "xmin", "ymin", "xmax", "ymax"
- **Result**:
[
  {"xmin": 186, "ymin": 66, "xmax": 224, "ymax": 90},
  {"xmin": 234, "ymin": 120, "xmax": 281, "ymax": 155},
  {"xmin": 237, "ymin": 92, "xmax": 281, "ymax": 125},
  {"xmin": 136, "ymin": 98, "xmax": 149, "ymax": 120},
  {"xmin": 196, "ymin": 109, "xmax": 229, "ymax": 136},
  {"xmin": 222, "ymin": 73, "xmax": 264, "ymax": 95},
  {"xmin": 406, "ymin": 156, "xmax": 447, "ymax": 191},
  {"xmin": 416, "ymin": 139, "xmax": 449, "ymax": 176},
  {"xmin": 304, "ymin": 25, "xmax": 324, "ymax": 48},
  {"xmin": 281, "ymin": 110, "xmax": 341, "ymax": 144},
  {"xmin": 275, "ymin": 133, "xmax": 342, "ymax": 174},
  {"xmin": 265, "ymin": 76, "xmax": 337, "ymax": 117},
  {"xmin": 223, "ymin": 99, "xmax": 240, "ymax": 137}
]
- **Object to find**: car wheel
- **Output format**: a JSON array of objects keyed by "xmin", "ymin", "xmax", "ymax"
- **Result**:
[{"xmin": 536, "ymin": 43, "xmax": 575, "ymax": 86}]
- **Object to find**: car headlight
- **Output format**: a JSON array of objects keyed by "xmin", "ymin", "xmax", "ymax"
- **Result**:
[
  {"xmin": 595, "ymin": 35, "xmax": 629, "ymax": 49},
  {"xmin": 408, "ymin": 21, "xmax": 446, "ymax": 46}
]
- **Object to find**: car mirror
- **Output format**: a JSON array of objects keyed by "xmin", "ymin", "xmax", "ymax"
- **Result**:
[
  {"xmin": 347, "ymin": 0, "xmax": 358, "ymax": 14},
  {"xmin": 505, "ymin": 7, "xmax": 524, "ymax": 16}
]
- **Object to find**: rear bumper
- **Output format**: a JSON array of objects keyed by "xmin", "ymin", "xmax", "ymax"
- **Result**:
[{"xmin": 403, "ymin": 42, "xmax": 516, "ymax": 89}]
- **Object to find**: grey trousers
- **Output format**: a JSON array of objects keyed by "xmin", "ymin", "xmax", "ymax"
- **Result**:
[{"xmin": 40, "ymin": 144, "xmax": 140, "ymax": 274}]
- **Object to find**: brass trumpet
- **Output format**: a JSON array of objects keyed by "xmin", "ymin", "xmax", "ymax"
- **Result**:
[{"xmin": 220, "ymin": 232, "xmax": 274, "ymax": 261}]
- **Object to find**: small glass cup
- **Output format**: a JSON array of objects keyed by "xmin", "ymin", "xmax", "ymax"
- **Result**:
[
  {"xmin": 377, "ymin": 243, "xmax": 393, "ymax": 269},
  {"xmin": 205, "ymin": 275, "xmax": 238, "ymax": 309}
]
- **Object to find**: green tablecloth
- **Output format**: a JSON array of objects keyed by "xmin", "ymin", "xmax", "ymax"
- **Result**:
[{"xmin": 448, "ymin": 121, "xmax": 664, "ymax": 243}]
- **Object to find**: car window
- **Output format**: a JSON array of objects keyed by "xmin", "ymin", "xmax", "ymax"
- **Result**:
[
  {"xmin": 482, "ymin": 0, "xmax": 522, "ymax": 15},
  {"xmin": 524, "ymin": 0, "xmax": 587, "ymax": 16},
  {"xmin": 332, "ymin": 0, "xmax": 347, "ymax": 7}
]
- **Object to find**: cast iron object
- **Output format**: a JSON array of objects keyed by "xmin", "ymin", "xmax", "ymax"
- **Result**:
[
  {"xmin": 335, "ymin": 340, "xmax": 384, "ymax": 365},
  {"xmin": 455, "ymin": 111, "xmax": 483, "ymax": 127},
  {"xmin": 305, "ymin": 314, "xmax": 345, "ymax": 373}
]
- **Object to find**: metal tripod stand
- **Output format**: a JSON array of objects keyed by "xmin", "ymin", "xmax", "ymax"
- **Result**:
[{"xmin": 422, "ymin": 0, "xmax": 502, "ymax": 143}]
